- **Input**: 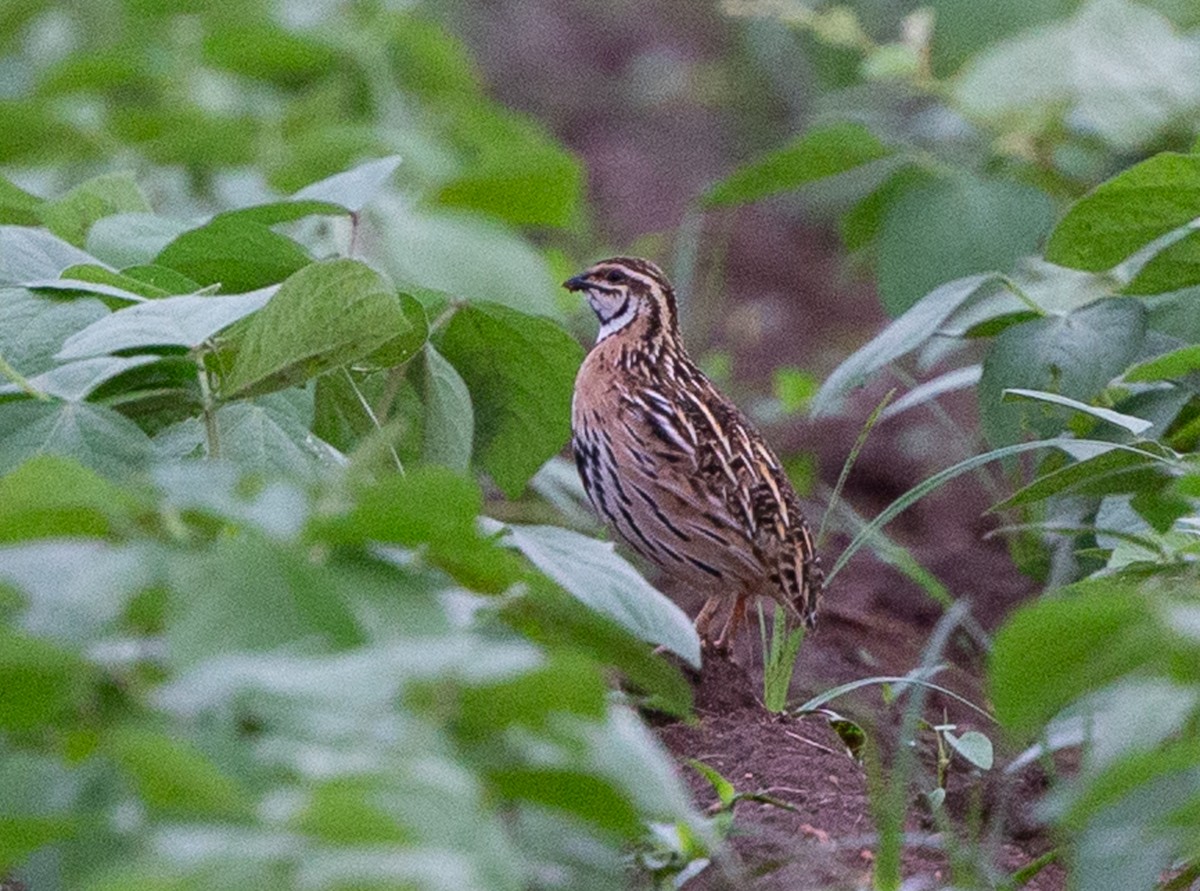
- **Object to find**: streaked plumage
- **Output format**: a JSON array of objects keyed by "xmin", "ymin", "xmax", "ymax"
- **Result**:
[{"xmin": 565, "ymin": 257, "xmax": 823, "ymax": 652}]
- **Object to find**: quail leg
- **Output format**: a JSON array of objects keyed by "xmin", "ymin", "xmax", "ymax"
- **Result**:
[
  {"xmin": 712, "ymin": 592, "xmax": 748, "ymax": 655},
  {"xmin": 694, "ymin": 595, "xmax": 723, "ymax": 646}
]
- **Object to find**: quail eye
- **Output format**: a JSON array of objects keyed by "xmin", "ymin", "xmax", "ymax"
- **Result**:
[{"xmin": 604, "ymin": 270, "xmax": 624, "ymax": 284}]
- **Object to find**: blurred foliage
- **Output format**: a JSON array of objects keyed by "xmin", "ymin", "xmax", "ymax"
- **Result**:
[
  {"xmin": 714, "ymin": 0, "xmax": 1200, "ymax": 887},
  {"xmin": 0, "ymin": 2, "xmax": 717, "ymax": 889}
]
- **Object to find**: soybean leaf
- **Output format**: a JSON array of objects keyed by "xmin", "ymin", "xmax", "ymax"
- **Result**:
[
  {"xmin": 0, "ymin": 355, "xmax": 160, "ymax": 402},
  {"xmin": 291, "ymin": 155, "xmax": 402, "ymax": 212},
  {"xmin": 59, "ymin": 263, "xmax": 170, "ymax": 299},
  {"xmin": 994, "ymin": 445, "xmax": 1175, "ymax": 509},
  {"xmin": 419, "ymin": 343, "xmax": 474, "ymax": 473},
  {"xmin": 156, "ymin": 216, "xmax": 311, "ymax": 293},
  {"xmin": 812, "ymin": 274, "xmax": 999, "ymax": 417},
  {"xmin": 104, "ymin": 725, "xmax": 249, "ymax": 818},
  {"xmin": 436, "ymin": 302, "xmax": 583, "ymax": 497},
  {"xmin": 0, "ymin": 401, "xmax": 154, "ymax": 477},
  {"xmin": 1002, "ymin": 388, "xmax": 1153, "ymax": 435},
  {"xmin": 86, "ymin": 212, "xmax": 191, "ymax": 268},
  {"xmin": 979, "ymin": 298, "xmax": 1147, "ymax": 446},
  {"xmin": 503, "ymin": 523, "xmax": 701, "ymax": 668},
  {"xmin": 0, "ymin": 175, "xmax": 43, "ymax": 225},
  {"xmin": 39, "ymin": 171, "xmax": 151, "ymax": 247},
  {"xmin": 1124, "ymin": 344, "xmax": 1200, "ymax": 382},
  {"xmin": 0, "ymin": 288, "xmax": 108, "ymax": 376},
  {"xmin": 1046, "ymin": 153, "xmax": 1200, "ymax": 271},
  {"xmin": 989, "ymin": 576, "xmax": 1158, "ymax": 734},
  {"xmin": 0, "ymin": 226, "xmax": 103, "ymax": 285},
  {"xmin": 877, "ymin": 173, "xmax": 1054, "ymax": 315},
  {"xmin": 56, "ymin": 288, "xmax": 275, "ymax": 359},
  {"xmin": 0, "ymin": 455, "xmax": 142, "ymax": 543},
  {"xmin": 155, "ymin": 394, "xmax": 343, "ymax": 480},
  {"xmin": 1124, "ymin": 229, "xmax": 1200, "ymax": 295},
  {"xmin": 703, "ymin": 122, "xmax": 893, "ymax": 208},
  {"xmin": 0, "ymin": 631, "xmax": 90, "ymax": 731},
  {"xmin": 945, "ymin": 731, "xmax": 994, "ymax": 771},
  {"xmin": 222, "ymin": 259, "xmax": 418, "ymax": 398}
]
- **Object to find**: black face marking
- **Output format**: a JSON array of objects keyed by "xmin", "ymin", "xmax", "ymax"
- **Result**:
[{"xmin": 602, "ymin": 295, "xmax": 631, "ymax": 324}]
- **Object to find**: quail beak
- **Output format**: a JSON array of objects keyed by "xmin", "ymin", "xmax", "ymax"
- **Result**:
[{"xmin": 563, "ymin": 274, "xmax": 590, "ymax": 292}]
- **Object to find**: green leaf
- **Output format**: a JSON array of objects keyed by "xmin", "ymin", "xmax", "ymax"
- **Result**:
[
  {"xmin": 155, "ymin": 216, "xmax": 311, "ymax": 293},
  {"xmin": 702, "ymin": 122, "xmax": 893, "ymax": 208},
  {"xmin": 1124, "ymin": 344, "xmax": 1200, "ymax": 382},
  {"xmin": 154, "ymin": 396, "xmax": 344, "ymax": 480},
  {"xmin": 166, "ymin": 533, "xmax": 363, "ymax": 666},
  {"xmin": 0, "ymin": 455, "xmax": 140, "ymax": 543},
  {"xmin": 979, "ymin": 298, "xmax": 1147, "ymax": 446},
  {"xmin": 877, "ymin": 173, "xmax": 1055, "ymax": 315},
  {"xmin": 86, "ymin": 213, "xmax": 191, "ymax": 268},
  {"xmin": 202, "ymin": 22, "xmax": 338, "ymax": 86},
  {"xmin": 419, "ymin": 343, "xmax": 474, "ymax": 473},
  {"xmin": 0, "ymin": 815, "xmax": 76, "ymax": 871},
  {"xmin": 812, "ymin": 273, "xmax": 1000, "ymax": 416},
  {"xmin": 1001, "ymin": 388, "xmax": 1153, "ymax": 435},
  {"xmin": 436, "ymin": 302, "xmax": 583, "ymax": 497},
  {"xmin": 0, "ymin": 226, "xmax": 100, "ymax": 285},
  {"xmin": 1124, "ymin": 229, "xmax": 1200, "ymax": 294},
  {"xmin": 502, "ymin": 523, "xmax": 701, "ymax": 668},
  {"xmin": 688, "ymin": 760, "xmax": 736, "ymax": 808},
  {"xmin": 944, "ymin": 730, "xmax": 994, "ymax": 770},
  {"xmin": 59, "ymin": 263, "xmax": 171, "ymax": 299},
  {"xmin": 39, "ymin": 171, "xmax": 151, "ymax": 247},
  {"xmin": 105, "ymin": 725, "xmax": 249, "ymax": 818},
  {"xmin": 989, "ymin": 577, "xmax": 1158, "ymax": 734},
  {"xmin": 0, "ymin": 288, "xmax": 108, "ymax": 376},
  {"xmin": 489, "ymin": 768, "xmax": 642, "ymax": 837},
  {"xmin": 995, "ymin": 445, "xmax": 1176, "ymax": 509},
  {"xmin": 222, "ymin": 259, "xmax": 419, "ymax": 398},
  {"xmin": 0, "ymin": 175, "xmax": 43, "ymax": 225},
  {"xmin": 0, "ymin": 631, "xmax": 89, "ymax": 730},
  {"xmin": 1046, "ymin": 153, "xmax": 1200, "ymax": 271},
  {"xmin": 291, "ymin": 155, "xmax": 403, "ymax": 212},
  {"xmin": 0, "ymin": 401, "xmax": 154, "ymax": 477},
  {"xmin": 839, "ymin": 165, "xmax": 930, "ymax": 252},
  {"xmin": 56, "ymin": 289, "xmax": 273, "ymax": 359}
]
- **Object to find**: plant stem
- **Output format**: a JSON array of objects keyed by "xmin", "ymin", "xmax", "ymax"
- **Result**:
[{"xmin": 196, "ymin": 360, "xmax": 220, "ymax": 459}]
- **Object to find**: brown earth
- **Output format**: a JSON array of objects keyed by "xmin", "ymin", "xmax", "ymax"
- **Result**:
[{"xmin": 459, "ymin": 4, "xmax": 1069, "ymax": 887}]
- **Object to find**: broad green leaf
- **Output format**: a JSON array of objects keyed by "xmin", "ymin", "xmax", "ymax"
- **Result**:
[
  {"xmin": 222, "ymin": 259, "xmax": 417, "ymax": 398},
  {"xmin": 60, "ymin": 263, "xmax": 170, "ymax": 299},
  {"xmin": 86, "ymin": 212, "xmax": 191, "ymax": 268},
  {"xmin": 121, "ymin": 263, "xmax": 201, "ymax": 295},
  {"xmin": 0, "ymin": 175, "xmax": 42, "ymax": 225},
  {"xmin": 979, "ymin": 298, "xmax": 1147, "ymax": 446},
  {"xmin": 292, "ymin": 155, "xmax": 403, "ymax": 212},
  {"xmin": 39, "ymin": 171, "xmax": 151, "ymax": 247},
  {"xmin": 419, "ymin": 343, "xmax": 474, "ymax": 472},
  {"xmin": 995, "ymin": 445, "xmax": 1176, "ymax": 509},
  {"xmin": 0, "ymin": 631, "xmax": 89, "ymax": 730},
  {"xmin": 202, "ymin": 22, "xmax": 337, "ymax": 85},
  {"xmin": 375, "ymin": 199, "xmax": 561, "ymax": 318},
  {"xmin": 105, "ymin": 725, "xmax": 249, "ymax": 818},
  {"xmin": 0, "ymin": 288, "xmax": 108, "ymax": 376},
  {"xmin": 503, "ymin": 523, "xmax": 701, "ymax": 669},
  {"xmin": 56, "ymin": 288, "xmax": 275, "ymax": 359},
  {"xmin": 956, "ymin": 0, "xmax": 1200, "ymax": 152},
  {"xmin": 0, "ymin": 226, "xmax": 102, "ymax": 285},
  {"xmin": 839, "ymin": 165, "xmax": 930, "ymax": 251},
  {"xmin": 0, "ymin": 815, "xmax": 76, "ymax": 871},
  {"xmin": 155, "ymin": 217, "xmax": 311, "ymax": 293},
  {"xmin": 1046, "ymin": 153, "xmax": 1200, "ymax": 271},
  {"xmin": 812, "ymin": 273, "xmax": 999, "ymax": 416},
  {"xmin": 703, "ymin": 122, "xmax": 893, "ymax": 208},
  {"xmin": 1002, "ymin": 388, "xmax": 1153, "ymax": 435},
  {"xmin": 989, "ymin": 576, "xmax": 1158, "ymax": 733},
  {"xmin": 1124, "ymin": 344, "xmax": 1200, "ymax": 381},
  {"xmin": 489, "ymin": 768, "xmax": 642, "ymax": 837},
  {"xmin": 0, "ymin": 455, "xmax": 140, "ymax": 543},
  {"xmin": 154, "ymin": 394, "xmax": 343, "ymax": 480},
  {"xmin": 877, "ymin": 173, "xmax": 1054, "ymax": 314},
  {"xmin": 317, "ymin": 466, "xmax": 481, "ymax": 550},
  {"xmin": 166, "ymin": 533, "xmax": 363, "ymax": 666},
  {"xmin": 500, "ymin": 579, "xmax": 694, "ymax": 719},
  {"xmin": 436, "ymin": 302, "xmax": 583, "ymax": 497},
  {"xmin": 27, "ymin": 276, "xmax": 148, "ymax": 305},
  {"xmin": 944, "ymin": 730, "xmax": 994, "ymax": 771},
  {"xmin": 1124, "ymin": 229, "xmax": 1200, "ymax": 294},
  {"xmin": 0, "ymin": 401, "xmax": 154, "ymax": 477}
]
